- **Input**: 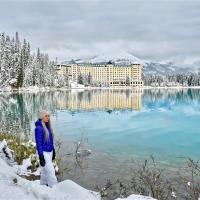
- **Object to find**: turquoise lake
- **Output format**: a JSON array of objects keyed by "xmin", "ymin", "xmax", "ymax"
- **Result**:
[{"xmin": 0, "ymin": 88, "xmax": 200, "ymax": 187}]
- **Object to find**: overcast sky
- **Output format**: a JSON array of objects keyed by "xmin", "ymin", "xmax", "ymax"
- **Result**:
[{"xmin": 0, "ymin": 0, "xmax": 200, "ymax": 64}]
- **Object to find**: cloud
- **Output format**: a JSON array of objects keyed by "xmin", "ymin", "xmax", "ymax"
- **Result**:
[{"xmin": 0, "ymin": 0, "xmax": 200, "ymax": 64}]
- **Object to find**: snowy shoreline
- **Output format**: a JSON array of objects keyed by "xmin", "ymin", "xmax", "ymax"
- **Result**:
[
  {"xmin": 0, "ymin": 139, "xmax": 156, "ymax": 200},
  {"xmin": 1, "ymin": 85, "xmax": 200, "ymax": 93}
]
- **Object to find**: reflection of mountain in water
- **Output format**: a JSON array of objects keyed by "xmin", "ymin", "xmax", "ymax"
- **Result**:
[
  {"xmin": 141, "ymin": 89, "xmax": 200, "ymax": 115},
  {"xmin": 143, "ymin": 88, "xmax": 200, "ymax": 104}
]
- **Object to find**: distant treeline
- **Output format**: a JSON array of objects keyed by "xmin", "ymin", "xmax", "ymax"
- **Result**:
[{"xmin": 143, "ymin": 73, "xmax": 200, "ymax": 86}]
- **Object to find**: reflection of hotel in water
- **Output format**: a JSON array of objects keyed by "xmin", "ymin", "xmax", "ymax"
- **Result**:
[{"xmin": 58, "ymin": 90, "xmax": 143, "ymax": 111}]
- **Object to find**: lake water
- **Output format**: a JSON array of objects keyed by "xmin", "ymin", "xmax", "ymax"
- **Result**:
[{"xmin": 1, "ymin": 88, "xmax": 200, "ymax": 189}]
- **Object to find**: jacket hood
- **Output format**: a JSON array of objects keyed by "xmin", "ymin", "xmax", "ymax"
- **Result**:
[
  {"xmin": 35, "ymin": 119, "xmax": 42, "ymax": 127},
  {"xmin": 35, "ymin": 119, "xmax": 49, "ymax": 128}
]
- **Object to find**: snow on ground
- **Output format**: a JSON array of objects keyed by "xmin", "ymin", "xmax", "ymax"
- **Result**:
[
  {"xmin": 0, "ymin": 86, "xmax": 12, "ymax": 92},
  {"xmin": 116, "ymin": 195, "xmax": 156, "ymax": 200},
  {"xmin": 0, "ymin": 156, "xmax": 156, "ymax": 200},
  {"xmin": 70, "ymin": 82, "xmax": 85, "ymax": 89},
  {"xmin": 0, "ymin": 140, "xmax": 156, "ymax": 200},
  {"xmin": 0, "ymin": 156, "xmax": 101, "ymax": 200}
]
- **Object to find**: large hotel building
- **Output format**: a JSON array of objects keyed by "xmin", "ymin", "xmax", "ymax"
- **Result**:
[{"xmin": 56, "ymin": 63, "xmax": 143, "ymax": 87}]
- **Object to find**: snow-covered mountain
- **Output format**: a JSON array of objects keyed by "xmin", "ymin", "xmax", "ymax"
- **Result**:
[
  {"xmin": 86, "ymin": 52, "xmax": 146, "ymax": 65},
  {"xmin": 62, "ymin": 52, "xmax": 147, "ymax": 65},
  {"xmin": 61, "ymin": 52, "xmax": 200, "ymax": 76},
  {"xmin": 142, "ymin": 62, "xmax": 199, "ymax": 76}
]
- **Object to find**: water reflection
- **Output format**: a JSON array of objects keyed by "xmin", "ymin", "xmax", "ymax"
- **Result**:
[
  {"xmin": 58, "ymin": 89, "xmax": 143, "ymax": 111},
  {"xmin": 1, "ymin": 88, "xmax": 200, "ymax": 135},
  {"xmin": 0, "ymin": 92, "xmax": 58, "ymax": 135},
  {"xmin": 143, "ymin": 88, "xmax": 200, "ymax": 103},
  {"xmin": 0, "ymin": 89, "xmax": 142, "ymax": 134}
]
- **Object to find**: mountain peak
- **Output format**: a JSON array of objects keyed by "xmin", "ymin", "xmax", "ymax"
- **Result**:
[{"xmin": 62, "ymin": 51, "xmax": 147, "ymax": 65}]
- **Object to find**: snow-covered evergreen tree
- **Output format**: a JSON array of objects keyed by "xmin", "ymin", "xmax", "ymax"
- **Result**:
[{"xmin": 0, "ymin": 32, "xmax": 63, "ymax": 89}]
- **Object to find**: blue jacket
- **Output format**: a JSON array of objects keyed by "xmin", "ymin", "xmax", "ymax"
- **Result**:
[{"xmin": 35, "ymin": 119, "xmax": 54, "ymax": 156}]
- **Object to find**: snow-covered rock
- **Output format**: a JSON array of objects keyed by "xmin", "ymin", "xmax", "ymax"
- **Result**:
[
  {"xmin": 0, "ymin": 139, "xmax": 13, "ymax": 160},
  {"xmin": 0, "ymin": 139, "xmax": 7, "ymax": 151},
  {"xmin": 8, "ymin": 78, "xmax": 17, "ymax": 85}
]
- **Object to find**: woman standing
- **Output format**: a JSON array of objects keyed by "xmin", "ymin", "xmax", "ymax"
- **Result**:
[{"xmin": 35, "ymin": 110, "xmax": 58, "ymax": 187}]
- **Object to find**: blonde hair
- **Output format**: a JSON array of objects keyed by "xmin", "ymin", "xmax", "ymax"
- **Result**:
[{"xmin": 41, "ymin": 118, "xmax": 54, "ymax": 142}]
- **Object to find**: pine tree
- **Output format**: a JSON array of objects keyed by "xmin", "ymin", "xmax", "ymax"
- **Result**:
[
  {"xmin": 0, "ymin": 32, "xmax": 58, "ymax": 89},
  {"xmin": 1, "ymin": 35, "xmax": 12, "ymax": 87},
  {"xmin": 0, "ymin": 33, "xmax": 6, "ymax": 86}
]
